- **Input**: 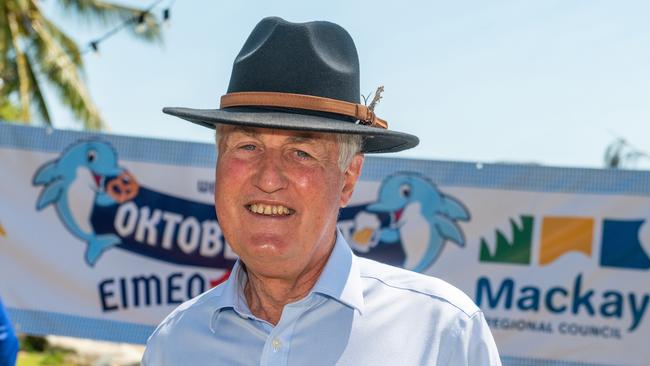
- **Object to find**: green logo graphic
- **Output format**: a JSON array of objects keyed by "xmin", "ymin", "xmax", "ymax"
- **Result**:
[{"xmin": 480, "ymin": 215, "xmax": 533, "ymax": 264}]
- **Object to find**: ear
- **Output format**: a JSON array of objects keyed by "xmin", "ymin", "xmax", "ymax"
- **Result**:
[{"xmin": 340, "ymin": 154, "xmax": 364, "ymax": 208}]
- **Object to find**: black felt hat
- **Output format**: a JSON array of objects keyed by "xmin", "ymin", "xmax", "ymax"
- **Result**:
[{"xmin": 163, "ymin": 17, "xmax": 419, "ymax": 153}]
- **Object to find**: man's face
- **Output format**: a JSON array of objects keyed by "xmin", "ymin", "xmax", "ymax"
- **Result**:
[{"xmin": 215, "ymin": 126, "xmax": 363, "ymax": 279}]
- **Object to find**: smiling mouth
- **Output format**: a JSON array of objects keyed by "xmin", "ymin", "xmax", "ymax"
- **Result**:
[
  {"xmin": 392, "ymin": 207, "xmax": 405, "ymax": 224},
  {"xmin": 246, "ymin": 203, "xmax": 295, "ymax": 216},
  {"xmin": 92, "ymin": 174, "xmax": 105, "ymax": 192}
]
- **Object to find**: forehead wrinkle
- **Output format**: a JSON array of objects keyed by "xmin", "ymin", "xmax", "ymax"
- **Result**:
[
  {"xmin": 220, "ymin": 126, "xmax": 338, "ymax": 151},
  {"xmin": 287, "ymin": 135, "xmax": 317, "ymax": 144},
  {"xmin": 225, "ymin": 126, "xmax": 260, "ymax": 138},
  {"xmin": 288, "ymin": 131, "xmax": 340, "ymax": 145}
]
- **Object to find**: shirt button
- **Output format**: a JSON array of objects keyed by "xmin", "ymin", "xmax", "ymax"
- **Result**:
[{"xmin": 271, "ymin": 338, "xmax": 282, "ymax": 352}]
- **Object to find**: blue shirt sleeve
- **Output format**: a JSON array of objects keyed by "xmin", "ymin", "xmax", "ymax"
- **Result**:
[{"xmin": 0, "ymin": 298, "xmax": 19, "ymax": 366}]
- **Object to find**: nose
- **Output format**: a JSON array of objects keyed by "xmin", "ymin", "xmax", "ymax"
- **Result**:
[{"xmin": 253, "ymin": 151, "xmax": 288, "ymax": 194}]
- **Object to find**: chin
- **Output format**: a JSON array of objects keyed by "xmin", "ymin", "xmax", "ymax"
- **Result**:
[
  {"xmin": 240, "ymin": 250, "xmax": 301, "ymax": 279},
  {"xmin": 239, "ymin": 232, "xmax": 295, "ymax": 258}
]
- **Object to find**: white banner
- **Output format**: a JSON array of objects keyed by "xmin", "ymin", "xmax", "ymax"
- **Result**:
[{"xmin": 1, "ymin": 123, "xmax": 648, "ymax": 366}]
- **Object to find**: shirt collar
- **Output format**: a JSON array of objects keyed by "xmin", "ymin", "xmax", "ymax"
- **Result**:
[
  {"xmin": 210, "ymin": 230, "xmax": 365, "ymax": 316},
  {"xmin": 311, "ymin": 230, "xmax": 365, "ymax": 314},
  {"xmin": 210, "ymin": 260, "xmax": 252, "ymax": 316}
]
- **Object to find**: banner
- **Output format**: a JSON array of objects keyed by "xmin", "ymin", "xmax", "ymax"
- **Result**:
[{"xmin": 1, "ymin": 123, "xmax": 648, "ymax": 366}]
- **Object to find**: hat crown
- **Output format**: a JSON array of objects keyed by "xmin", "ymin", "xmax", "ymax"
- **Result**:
[
  {"xmin": 227, "ymin": 17, "xmax": 360, "ymax": 104},
  {"xmin": 163, "ymin": 17, "xmax": 419, "ymax": 153}
]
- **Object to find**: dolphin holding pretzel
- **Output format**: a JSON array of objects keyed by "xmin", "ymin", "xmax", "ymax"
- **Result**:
[{"xmin": 33, "ymin": 140, "xmax": 139, "ymax": 266}]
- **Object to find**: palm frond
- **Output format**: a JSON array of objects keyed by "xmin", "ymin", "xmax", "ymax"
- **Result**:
[
  {"xmin": 30, "ymin": 18, "xmax": 105, "ymax": 129},
  {"xmin": 6, "ymin": 10, "xmax": 31, "ymax": 122},
  {"xmin": 58, "ymin": 0, "xmax": 142, "ymax": 23},
  {"xmin": 0, "ymin": 9, "xmax": 13, "ymax": 98},
  {"xmin": 0, "ymin": 2, "xmax": 9, "ymax": 67},
  {"xmin": 57, "ymin": 0, "xmax": 162, "ymax": 43},
  {"xmin": 29, "ymin": 5, "xmax": 83, "ymax": 67},
  {"xmin": 24, "ymin": 52, "xmax": 52, "ymax": 124},
  {"xmin": 0, "ymin": 97, "xmax": 25, "ymax": 123},
  {"xmin": 1, "ymin": 57, "xmax": 20, "ymax": 99}
]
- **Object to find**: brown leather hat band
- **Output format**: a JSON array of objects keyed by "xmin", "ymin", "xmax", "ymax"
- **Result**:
[{"xmin": 220, "ymin": 92, "xmax": 388, "ymax": 129}]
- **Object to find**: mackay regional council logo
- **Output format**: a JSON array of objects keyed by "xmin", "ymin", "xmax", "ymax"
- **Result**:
[{"xmin": 476, "ymin": 214, "xmax": 650, "ymax": 339}]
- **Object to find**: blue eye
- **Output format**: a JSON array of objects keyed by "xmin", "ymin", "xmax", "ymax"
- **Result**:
[
  {"xmin": 296, "ymin": 150, "xmax": 311, "ymax": 159},
  {"xmin": 240, "ymin": 144, "xmax": 256, "ymax": 151}
]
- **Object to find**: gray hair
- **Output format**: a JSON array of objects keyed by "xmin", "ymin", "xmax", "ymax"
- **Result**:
[
  {"xmin": 215, "ymin": 126, "xmax": 363, "ymax": 171},
  {"xmin": 335, "ymin": 133, "xmax": 363, "ymax": 171}
]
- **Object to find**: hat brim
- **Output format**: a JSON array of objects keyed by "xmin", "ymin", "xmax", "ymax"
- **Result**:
[{"xmin": 163, "ymin": 107, "xmax": 419, "ymax": 153}]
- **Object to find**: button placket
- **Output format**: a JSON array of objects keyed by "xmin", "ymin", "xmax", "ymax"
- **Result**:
[
  {"xmin": 260, "ymin": 332, "xmax": 286, "ymax": 365},
  {"xmin": 260, "ymin": 297, "xmax": 316, "ymax": 365}
]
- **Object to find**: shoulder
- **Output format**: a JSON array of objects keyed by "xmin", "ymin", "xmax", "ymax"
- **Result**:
[
  {"xmin": 358, "ymin": 257, "xmax": 480, "ymax": 318},
  {"xmin": 143, "ymin": 284, "xmax": 224, "ymax": 363},
  {"xmin": 142, "ymin": 284, "xmax": 228, "ymax": 364}
]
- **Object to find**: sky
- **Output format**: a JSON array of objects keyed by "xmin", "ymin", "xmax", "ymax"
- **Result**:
[{"xmin": 40, "ymin": 0, "xmax": 650, "ymax": 169}]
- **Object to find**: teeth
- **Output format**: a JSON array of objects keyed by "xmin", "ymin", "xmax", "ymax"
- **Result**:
[{"xmin": 248, "ymin": 203, "xmax": 292, "ymax": 216}]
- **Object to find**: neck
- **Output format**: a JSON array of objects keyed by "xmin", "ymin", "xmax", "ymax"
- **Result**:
[{"xmin": 243, "ymin": 244, "xmax": 334, "ymax": 325}]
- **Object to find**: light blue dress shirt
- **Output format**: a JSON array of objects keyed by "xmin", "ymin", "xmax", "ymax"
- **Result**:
[{"xmin": 142, "ymin": 232, "xmax": 501, "ymax": 365}]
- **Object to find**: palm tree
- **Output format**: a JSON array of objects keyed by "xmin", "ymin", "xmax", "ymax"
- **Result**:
[
  {"xmin": 0, "ymin": 0, "xmax": 162, "ymax": 130},
  {"xmin": 604, "ymin": 137, "xmax": 650, "ymax": 169}
]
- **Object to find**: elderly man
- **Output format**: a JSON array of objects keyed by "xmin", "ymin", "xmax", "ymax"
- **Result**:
[{"xmin": 143, "ymin": 17, "xmax": 501, "ymax": 365}]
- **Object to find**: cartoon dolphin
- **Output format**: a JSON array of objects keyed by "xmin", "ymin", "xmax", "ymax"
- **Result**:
[
  {"xmin": 33, "ymin": 140, "xmax": 137, "ymax": 265},
  {"xmin": 367, "ymin": 173, "xmax": 470, "ymax": 272}
]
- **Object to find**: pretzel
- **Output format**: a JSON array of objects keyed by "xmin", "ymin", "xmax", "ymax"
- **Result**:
[{"xmin": 106, "ymin": 171, "xmax": 139, "ymax": 203}]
